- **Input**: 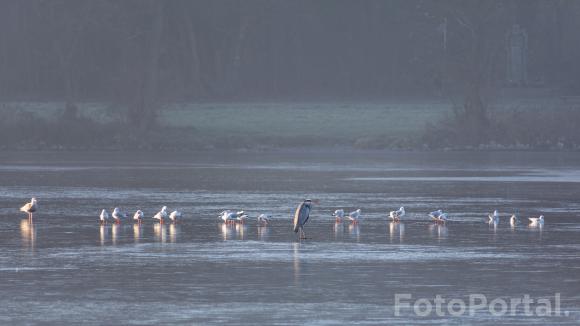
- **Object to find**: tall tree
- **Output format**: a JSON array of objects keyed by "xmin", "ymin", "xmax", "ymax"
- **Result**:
[{"xmin": 422, "ymin": 0, "xmax": 511, "ymax": 142}]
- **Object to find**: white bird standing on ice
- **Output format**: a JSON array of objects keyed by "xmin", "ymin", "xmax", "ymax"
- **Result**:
[
  {"xmin": 112, "ymin": 207, "xmax": 127, "ymax": 224},
  {"xmin": 389, "ymin": 207, "xmax": 405, "ymax": 222},
  {"xmin": 332, "ymin": 209, "xmax": 345, "ymax": 223},
  {"xmin": 20, "ymin": 198, "xmax": 38, "ymax": 222},
  {"xmin": 257, "ymin": 213, "xmax": 272, "ymax": 225},
  {"xmin": 488, "ymin": 210, "xmax": 500, "ymax": 224},
  {"xmin": 429, "ymin": 210, "xmax": 448, "ymax": 224},
  {"xmin": 429, "ymin": 209, "xmax": 442, "ymax": 219},
  {"xmin": 235, "ymin": 211, "xmax": 248, "ymax": 224},
  {"xmin": 219, "ymin": 210, "xmax": 236, "ymax": 224},
  {"xmin": 133, "ymin": 210, "xmax": 144, "ymax": 224},
  {"xmin": 437, "ymin": 212, "xmax": 448, "ymax": 224},
  {"xmin": 528, "ymin": 215, "xmax": 544, "ymax": 225},
  {"xmin": 347, "ymin": 209, "xmax": 361, "ymax": 224},
  {"xmin": 99, "ymin": 209, "xmax": 109, "ymax": 225},
  {"xmin": 153, "ymin": 206, "xmax": 168, "ymax": 224},
  {"xmin": 169, "ymin": 210, "xmax": 181, "ymax": 223},
  {"xmin": 510, "ymin": 214, "xmax": 520, "ymax": 226}
]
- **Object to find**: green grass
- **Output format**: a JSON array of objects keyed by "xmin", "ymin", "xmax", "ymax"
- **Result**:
[
  {"xmin": 4, "ymin": 99, "xmax": 574, "ymax": 149},
  {"xmin": 1, "ymin": 101, "xmax": 452, "ymax": 143},
  {"xmin": 159, "ymin": 102, "xmax": 452, "ymax": 141},
  {"xmin": 0, "ymin": 100, "xmax": 580, "ymax": 149}
]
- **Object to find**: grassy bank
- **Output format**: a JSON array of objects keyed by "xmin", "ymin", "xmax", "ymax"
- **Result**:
[
  {"xmin": 0, "ymin": 101, "xmax": 451, "ymax": 150},
  {"xmin": 0, "ymin": 100, "xmax": 578, "ymax": 151}
]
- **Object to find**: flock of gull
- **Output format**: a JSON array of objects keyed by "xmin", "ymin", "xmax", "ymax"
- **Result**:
[
  {"xmin": 98, "ymin": 206, "xmax": 183, "ymax": 225},
  {"xmin": 19, "ymin": 197, "xmax": 546, "ymax": 239}
]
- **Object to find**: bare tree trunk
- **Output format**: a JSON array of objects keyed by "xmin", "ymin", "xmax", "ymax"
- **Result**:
[
  {"xmin": 225, "ymin": 15, "xmax": 250, "ymax": 95},
  {"xmin": 181, "ymin": 6, "xmax": 206, "ymax": 97},
  {"xmin": 132, "ymin": 0, "xmax": 164, "ymax": 130},
  {"xmin": 51, "ymin": 2, "xmax": 90, "ymax": 121},
  {"xmin": 0, "ymin": 2, "xmax": 20, "ymax": 99}
]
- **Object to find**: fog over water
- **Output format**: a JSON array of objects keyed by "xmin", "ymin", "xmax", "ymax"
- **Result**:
[{"xmin": 2, "ymin": 1, "xmax": 580, "ymax": 324}]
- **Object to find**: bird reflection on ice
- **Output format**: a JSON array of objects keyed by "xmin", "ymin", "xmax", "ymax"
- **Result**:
[
  {"xmin": 293, "ymin": 242, "xmax": 301, "ymax": 285},
  {"xmin": 489, "ymin": 220, "xmax": 499, "ymax": 234},
  {"xmin": 169, "ymin": 224, "xmax": 178, "ymax": 243},
  {"xmin": 220, "ymin": 223, "xmax": 234, "ymax": 241},
  {"xmin": 99, "ymin": 225, "xmax": 109, "ymax": 246},
  {"xmin": 348, "ymin": 223, "xmax": 360, "ymax": 241},
  {"xmin": 20, "ymin": 219, "xmax": 36, "ymax": 250},
  {"xmin": 219, "ymin": 222, "xmax": 248, "ymax": 240},
  {"xmin": 111, "ymin": 223, "xmax": 120, "ymax": 245},
  {"xmin": 154, "ymin": 223, "xmax": 167, "ymax": 243},
  {"xmin": 333, "ymin": 222, "xmax": 344, "ymax": 240},
  {"xmin": 133, "ymin": 224, "xmax": 141, "ymax": 243},
  {"xmin": 388, "ymin": 222, "xmax": 405, "ymax": 243},
  {"xmin": 528, "ymin": 220, "xmax": 544, "ymax": 240},
  {"xmin": 429, "ymin": 224, "xmax": 448, "ymax": 240},
  {"xmin": 235, "ymin": 223, "xmax": 247, "ymax": 240},
  {"xmin": 257, "ymin": 225, "xmax": 270, "ymax": 241}
]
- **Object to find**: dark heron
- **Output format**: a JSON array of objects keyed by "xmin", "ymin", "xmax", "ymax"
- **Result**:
[{"xmin": 293, "ymin": 199, "xmax": 314, "ymax": 239}]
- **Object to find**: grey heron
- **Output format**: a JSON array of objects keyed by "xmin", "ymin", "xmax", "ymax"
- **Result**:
[
  {"xmin": 294, "ymin": 199, "xmax": 314, "ymax": 239},
  {"xmin": 20, "ymin": 198, "xmax": 37, "ymax": 222}
]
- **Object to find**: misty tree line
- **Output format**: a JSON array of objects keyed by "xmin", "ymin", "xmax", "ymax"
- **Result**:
[{"xmin": 1, "ymin": 0, "xmax": 579, "ymax": 129}]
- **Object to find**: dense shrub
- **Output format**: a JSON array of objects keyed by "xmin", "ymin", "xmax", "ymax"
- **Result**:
[{"xmin": 423, "ymin": 106, "xmax": 580, "ymax": 150}]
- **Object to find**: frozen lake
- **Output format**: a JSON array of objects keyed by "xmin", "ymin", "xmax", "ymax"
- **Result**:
[{"xmin": 1, "ymin": 150, "xmax": 580, "ymax": 325}]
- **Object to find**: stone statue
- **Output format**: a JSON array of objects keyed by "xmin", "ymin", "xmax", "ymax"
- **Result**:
[{"xmin": 506, "ymin": 24, "xmax": 528, "ymax": 86}]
